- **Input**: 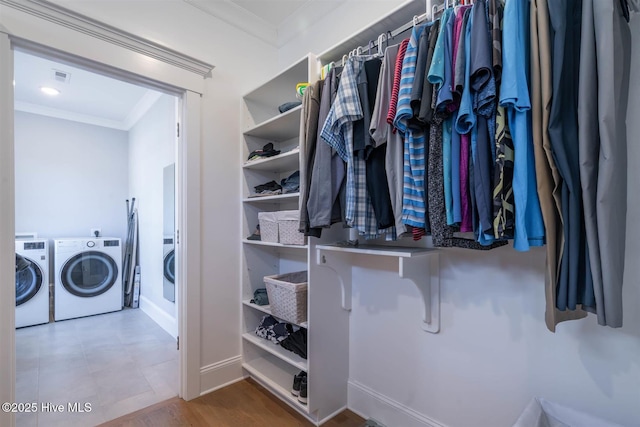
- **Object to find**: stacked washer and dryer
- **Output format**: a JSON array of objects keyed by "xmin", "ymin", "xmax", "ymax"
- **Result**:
[{"xmin": 15, "ymin": 236, "xmax": 123, "ymax": 327}]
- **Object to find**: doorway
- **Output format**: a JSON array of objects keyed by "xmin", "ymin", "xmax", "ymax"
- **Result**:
[{"xmin": 11, "ymin": 47, "xmax": 184, "ymax": 426}]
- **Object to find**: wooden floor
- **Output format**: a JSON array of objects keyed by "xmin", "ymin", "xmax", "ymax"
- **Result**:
[{"xmin": 98, "ymin": 378, "xmax": 365, "ymax": 427}]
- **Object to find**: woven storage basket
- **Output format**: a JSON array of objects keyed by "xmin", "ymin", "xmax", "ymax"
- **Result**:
[
  {"xmin": 257, "ymin": 211, "xmax": 278, "ymax": 243},
  {"xmin": 263, "ymin": 270, "xmax": 308, "ymax": 324},
  {"xmin": 277, "ymin": 210, "xmax": 306, "ymax": 245}
]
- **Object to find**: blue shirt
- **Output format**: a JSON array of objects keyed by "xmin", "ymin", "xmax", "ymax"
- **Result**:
[{"xmin": 499, "ymin": 0, "xmax": 544, "ymax": 251}]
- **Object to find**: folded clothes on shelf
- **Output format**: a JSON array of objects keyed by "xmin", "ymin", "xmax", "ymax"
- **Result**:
[
  {"xmin": 278, "ymin": 101, "xmax": 302, "ymax": 113},
  {"xmin": 251, "ymin": 180, "xmax": 282, "ymax": 197},
  {"xmin": 280, "ymin": 170, "xmax": 300, "ymax": 194},
  {"xmin": 247, "ymin": 142, "xmax": 281, "ymax": 162}
]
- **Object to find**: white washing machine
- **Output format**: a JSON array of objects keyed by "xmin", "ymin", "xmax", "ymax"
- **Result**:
[
  {"xmin": 15, "ymin": 239, "xmax": 49, "ymax": 328},
  {"xmin": 163, "ymin": 236, "xmax": 175, "ymax": 302},
  {"xmin": 54, "ymin": 237, "xmax": 122, "ymax": 321}
]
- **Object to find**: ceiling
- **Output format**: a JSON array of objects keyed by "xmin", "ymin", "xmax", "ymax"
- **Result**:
[
  {"xmin": 12, "ymin": 0, "xmax": 340, "ymax": 128},
  {"xmin": 14, "ymin": 50, "xmax": 164, "ymax": 131}
]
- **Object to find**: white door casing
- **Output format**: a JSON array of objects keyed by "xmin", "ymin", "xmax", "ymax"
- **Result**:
[{"xmin": 0, "ymin": 2, "xmax": 212, "ymax": 425}]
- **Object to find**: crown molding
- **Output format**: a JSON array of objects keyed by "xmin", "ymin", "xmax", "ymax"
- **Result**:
[
  {"xmin": 15, "ymin": 101, "xmax": 128, "ymax": 130},
  {"xmin": 0, "ymin": 0, "xmax": 215, "ymax": 77}
]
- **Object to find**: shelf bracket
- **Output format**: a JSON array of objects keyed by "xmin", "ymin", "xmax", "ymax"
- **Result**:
[
  {"xmin": 398, "ymin": 254, "xmax": 440, "ymax": 333},
  {"xmin": 316, "ymin": 250, "xmax": 352, "ymax": 311}
]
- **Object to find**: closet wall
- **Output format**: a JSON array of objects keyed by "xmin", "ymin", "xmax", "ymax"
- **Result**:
[
  {"xmin": 128, "ymin": 93, "xmax": 177, "ymax": 337},
  {"xmin": 279, "ymin": 3, "xmax": 640, "ymax": 427}
]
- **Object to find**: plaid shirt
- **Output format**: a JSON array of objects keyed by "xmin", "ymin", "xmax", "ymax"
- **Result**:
[{"xmin": 321, "ymin": 56, "xmax": 387, "ymax": 239}]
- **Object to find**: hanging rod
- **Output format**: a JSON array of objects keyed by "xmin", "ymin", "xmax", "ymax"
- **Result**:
[{"xmin": 344, "ymin": 1, "xmax": 447, "ymax": 58}]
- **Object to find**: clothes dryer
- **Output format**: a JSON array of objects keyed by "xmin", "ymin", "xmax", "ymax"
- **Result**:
[
  {"xmin": 15, "ymin": 239, "xmax": 49, "ymax": 328},
  {"xmin": 54, "ymin": 238, "xmax": 122, "ymax": 321},
  {"xmin": 163, "ymin": 236, "xmax": 175, "ymax": 302}
]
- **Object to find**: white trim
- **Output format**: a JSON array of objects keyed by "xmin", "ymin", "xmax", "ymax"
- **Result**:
[
  {"xmin": 14, "ymin": 100, "xmax": 129, "ymax": 130},
  {"xmin": 0, "ymin": 32, "xmax": 16, "ymax": 427},
  {"xmin": 139, "ymin": 295, "xmax": 178, "ymax": 338},
  {"xmin": 0, "ymin": 0, "xmax": 214, "ymax": 77},
  {"xmin": 1, "ymin": 21, "xmax": 204, "ymax": 411},
  {"xmin": 178, "ymin": 90, "xmax": 202, "ymax": 401},
  {"xmin": 348, "ymin": 380, "xmax": 448, "ymax": 427},
  {"xmin": 199, "ymin": 356, "xmax": 244, "ymax": 396}
]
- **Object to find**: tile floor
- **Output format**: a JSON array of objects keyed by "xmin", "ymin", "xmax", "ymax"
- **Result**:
[{"xmin": 15, "ymin": 308, "xmax": 178, "ymax": 427}]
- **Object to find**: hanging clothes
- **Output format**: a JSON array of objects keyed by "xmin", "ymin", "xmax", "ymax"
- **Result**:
[
  {"xmin": 530, "ymin": 0, "xmax": 587, "ymax": 332},
  {"xmin": 298, "ymin": 80, "xmax": 323, "ymax": 237},
  {"xmin": 307, "ymin": 67, "xmax": 345, "ymax": 230},
  {"xmin": 500, "ymin": 0, "xmax": 545, "ymax": 252},
  {"xmin": 321, "ymin": 55, "xmax": 383, "ymax": 239},
  {"xmin": 547, "ymin": 0, "xmax": 595, "ymax": 312},
  {"xmin": 371, "ymin": 43, "xmax": 408, "ymax": 236},
  {"xmin": 577, "ymin": 0, "xmax": 631, "ymax": 327},
  {"xmin": 394, "ymin": 24, "xmax": 429, "ymax": 233}
]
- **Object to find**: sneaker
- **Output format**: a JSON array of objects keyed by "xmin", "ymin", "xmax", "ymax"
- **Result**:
[
  {"xmin": 298, "ymin": 376, "xmax": 308, "ymax": 405},
  {"xmin": 291, "ymin": 371, "xmax": 306, "ymax": 397},
  {"xmin": 247, "ymin": 224, "xmax": 261, "ymax": 241}
]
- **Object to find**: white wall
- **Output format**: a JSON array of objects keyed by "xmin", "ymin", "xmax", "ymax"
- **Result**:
[
  {"xmin": 128, "ymin": 93, "xmax": 177, "ymax": 336},
  {"xmin": 14, "ymin": 111, "xmax": 129, "ymax": 244},
  {"xmin": 277, "ymin": 0, "xmax": 410, "ymax": 68},
  {"xmin": 280, "ymin": 3, "xmax": 640, "ymax": 427}
]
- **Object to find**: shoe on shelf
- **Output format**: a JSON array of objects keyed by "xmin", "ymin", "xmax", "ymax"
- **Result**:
[
  {"xmin": 298, "ymin": 376, "xmax": 308, "ymax": 405},
  {"xmin": 247, "ymin": 224, "xmax": 261, "ymax": 241},
  {"xmin": 291, "ymin": 371, "xmax": 306, "ymax": 397}
]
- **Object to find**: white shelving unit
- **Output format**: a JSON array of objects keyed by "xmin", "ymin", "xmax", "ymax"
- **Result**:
[{"xmin": 241, "ymin": 54, "xmax": 350, "ymax": 424}]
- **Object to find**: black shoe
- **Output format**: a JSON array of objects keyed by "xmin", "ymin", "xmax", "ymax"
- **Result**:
[
  {"xmin": 298, "ymin": 376, "xmax": 307, "ymax": 405},
  {"xmin": 291, "ymin": 371, "xmax": 306, "ymax": 397},
  {"xmin": 247, "ymin": 224, "xmax": 261, "ymax": 241}
]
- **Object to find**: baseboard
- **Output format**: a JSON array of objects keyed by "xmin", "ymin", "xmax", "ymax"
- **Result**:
[
  {"xmin": 200, "ymin": 355, "xmax": 244, "ymax": 396},
  {"xmin": 139, "ymin": 295, "xmax": 177, "ymax": 338},
  {"xmin": 348, "ymin": 380, "xmax": 448, "ymax": 427}
]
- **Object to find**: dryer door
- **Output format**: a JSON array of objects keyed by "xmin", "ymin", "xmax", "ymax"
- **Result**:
[
  {"xmin": 163, "ymin": 248, "xmax": 175, "ymax": 284},
  {"xmin": 61, "ymin": 251, "xmax": 118, "ymax": 297},
  {"xmin": 15, "ymin": 258, "xmax": 43, "ymax": 306}
]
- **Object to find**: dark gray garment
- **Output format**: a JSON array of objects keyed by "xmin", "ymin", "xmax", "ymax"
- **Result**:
[
  {"xmin": 298, "ymin": 80, "xmax": 323, "ymax": 237},
  {"xmin": 547, "ymin": 0, "xmax": 595, "ymax": 311},
  {"xmin": 418, "ymin": 20, "xmax": 440, "ymax": 124},
  {"xmin": 410, "ymin": 23, "xmax": 433, "ymax": 121},
  {"xmin": 474, "ymin": 116, "xmax": 494, "ymax": 238},
  {"xmin": 470, "ymin": 0, "xmax": 492, "ymax": 92},
  {"xmin": 308, "ymin": 68, "xmax": 344, "ymax": 230},
  {"xmin": 578, "ymin": 0, "xmax": 631, "ymax": 327}
]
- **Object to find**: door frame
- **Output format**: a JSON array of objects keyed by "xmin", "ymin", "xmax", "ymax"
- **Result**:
[{"xmin": 0, "ymin": 4, "xmax": 211, "ymax": 424}]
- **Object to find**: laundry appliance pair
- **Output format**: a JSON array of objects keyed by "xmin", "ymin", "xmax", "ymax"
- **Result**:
[{"xmin": 15, "ymin": 237, "xmax": 123, "ymax": 327}]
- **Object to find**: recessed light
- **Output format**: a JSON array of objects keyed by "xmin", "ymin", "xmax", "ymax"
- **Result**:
[{"xmin": 40, "ymin": 86, "xmax": 60, "ymax": 96}]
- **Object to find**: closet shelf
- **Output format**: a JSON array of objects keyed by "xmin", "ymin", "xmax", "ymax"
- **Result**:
[
  {"xmin": 243, "ymin": 106, "xmax": 302, "ymax": 141},
  {"xmin": 243, "ymin": 239, "xmax": 308, "ymax": 250},
  {"xmin": 243, "ymin": 299, "xmax": 308, "ymax": 328},
  {"xmin": 243, "ymin": 193, "xmax": 300, "ymax": 204},
  {"xmin": 242, "ymin": 362, "xmax": 309, "ymax": 414},
  {"xmin": 243, "ymin": 149, "xmax": 300, "ymax": 171},
  {"xmin": 242, "ymin": 332, "xmax": 308, "ymax": 371},
  {"xmin": 316, "ymin": 244, "xmax": 441, "ymax": 333}
]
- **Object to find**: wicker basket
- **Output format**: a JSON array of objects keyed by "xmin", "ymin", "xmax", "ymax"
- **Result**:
[
  {"xmin": 277, "ymin": 210, "xmax": 307, "ymax": 245},
  {"xmin": 257, "ymin": 211, "xmax": 278, "ymax": 243},
  {"xmin": 263, "ymin": 271, "xmax": 308, "ymax": 324}
]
